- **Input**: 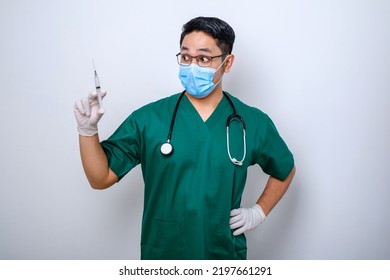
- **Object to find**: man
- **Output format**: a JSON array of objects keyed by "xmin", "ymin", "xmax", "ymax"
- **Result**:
[{"xmin": 74, "ymin": 16, "xmax": 295, "ymax": 260}]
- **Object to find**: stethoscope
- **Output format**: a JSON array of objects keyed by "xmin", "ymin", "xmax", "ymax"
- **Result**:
[{"xmin": 160, "ymin": 91, "xmax": 247, "ymax": 166}]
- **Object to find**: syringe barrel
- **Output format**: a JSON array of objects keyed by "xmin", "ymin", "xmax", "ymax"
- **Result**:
[{"xmin": 94, "ymin": 71, "xmax": 101, "ymax": 88}]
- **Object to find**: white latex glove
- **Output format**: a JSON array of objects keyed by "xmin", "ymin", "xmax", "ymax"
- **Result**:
[
  {"xmin": 74, "ymin": 90, "xmax": 106, "ymax": 136},
  {"xmin": 230, "ymin": 204, "xmax": 266, "ymax": 236}
]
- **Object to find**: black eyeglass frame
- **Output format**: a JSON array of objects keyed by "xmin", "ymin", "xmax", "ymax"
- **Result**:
[{"xmin": 176, "ymin": 52, "xmax": 227, "ymax": 67}]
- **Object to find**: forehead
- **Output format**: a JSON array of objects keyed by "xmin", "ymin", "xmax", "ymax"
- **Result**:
[{"xmin": 180, "ymin": 31, "xmax": 220, "ymax": 53}]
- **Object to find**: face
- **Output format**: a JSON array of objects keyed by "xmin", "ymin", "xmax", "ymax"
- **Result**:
[{"xmin": 180, "ymin": 31, "xmax": 234, "ymax": 84}]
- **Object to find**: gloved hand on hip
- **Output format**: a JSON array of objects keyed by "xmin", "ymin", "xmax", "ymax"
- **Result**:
[
  {"xmin": 230, "ymin": 204, "xmax": 266, "ymax": 236},
  {"xmin": 74, "ymin": 90, "xmax": 106, "ymax": 136}
]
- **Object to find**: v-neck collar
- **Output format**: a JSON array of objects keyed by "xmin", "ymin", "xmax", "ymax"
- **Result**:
[{"xmin": 181, "ymin": 94, "xmax": 230, "ymax": 130}]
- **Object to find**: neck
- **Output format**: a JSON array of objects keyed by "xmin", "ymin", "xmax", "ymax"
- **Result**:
[{"xmin": 185, "ymin": 87, "xmax": 224, "ymax": 121}]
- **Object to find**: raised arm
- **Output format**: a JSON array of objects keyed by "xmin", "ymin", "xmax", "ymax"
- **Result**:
[
  {"xmin": 74, "ymin": 91, "xmax": 118, "ymax": 189},
  {"xmin": 79, "ymin": 134, "xmax": 118, "ymax": 189}
]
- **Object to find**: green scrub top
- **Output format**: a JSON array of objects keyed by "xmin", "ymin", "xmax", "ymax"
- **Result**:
[{"xmin": 101, "ymin": 92, "xmax": 294, "ymax": 260}]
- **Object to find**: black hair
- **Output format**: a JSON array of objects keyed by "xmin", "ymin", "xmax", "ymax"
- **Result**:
[{"xmin": 180, "ymin": 16, "xmax": 235, "ymax": 54}]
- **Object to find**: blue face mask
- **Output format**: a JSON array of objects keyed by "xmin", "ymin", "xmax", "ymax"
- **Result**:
[{"xmin": 178, "ymin": 60, "xmax": 226, "ymax": 98}]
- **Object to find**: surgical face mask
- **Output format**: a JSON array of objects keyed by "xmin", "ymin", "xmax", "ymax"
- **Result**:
[{"xmin": 178, "ymin": 58, "xmax": 227, "ymax": 98}]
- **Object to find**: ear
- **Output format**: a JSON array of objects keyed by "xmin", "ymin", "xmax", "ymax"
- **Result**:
[{"xmin": 224, "ymin": 54, "xmax": 235, "ymax": 73}]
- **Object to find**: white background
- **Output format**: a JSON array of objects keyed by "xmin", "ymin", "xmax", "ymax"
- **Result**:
[{"xmin": 0, "ymin": 0, "xmax": 389, "ymax": 259}]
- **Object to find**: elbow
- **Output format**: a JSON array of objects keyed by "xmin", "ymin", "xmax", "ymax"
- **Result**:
[
  {"xmin": 90, "ymin": 183, "xmax": 108, "ymax": 190},
  {"xmin": 85, "ymin": 168, "xmax": 118, "ymax": 190},
  {"xmin": 89, "ymin": 179, "xmax": 112, "ymax": 190}
]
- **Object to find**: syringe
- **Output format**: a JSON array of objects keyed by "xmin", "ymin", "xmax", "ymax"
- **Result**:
[{"xmin": 93, "ymin": 59, "xmax": 104, "ymax": 111}]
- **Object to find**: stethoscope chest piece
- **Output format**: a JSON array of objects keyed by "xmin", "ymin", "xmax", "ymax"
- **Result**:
[{"xmin": 160, "ymin": 142, "xmax": 173, "ymax": 156}]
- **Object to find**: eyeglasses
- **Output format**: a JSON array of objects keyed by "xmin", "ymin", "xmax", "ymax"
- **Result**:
[{"xmin": 176, "ymin": 53, "xmax": 226, "ymax": 67}]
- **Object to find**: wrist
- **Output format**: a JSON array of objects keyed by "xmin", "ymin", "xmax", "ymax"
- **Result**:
[
  {"xmin": 77, "ymin": 126, "xmax": 98, "ymax": 137},
  {"xmin": 254, "ymin": 204, "xmax": 266, "ymax": 223}
]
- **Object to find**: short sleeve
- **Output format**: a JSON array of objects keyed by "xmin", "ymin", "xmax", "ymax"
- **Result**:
[
  {"xmin": 256, "ymin": 116, "xmax": 294, "ymax": 181},
  {"xmin": 100, "ymin": 114, "xmax": 141, "ymax": 181}
]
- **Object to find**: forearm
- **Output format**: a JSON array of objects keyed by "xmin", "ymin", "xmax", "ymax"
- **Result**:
[
  {"xmin": 79, "ymin": 134, "xmax": 117, "ymax": 189},
  {"xmin": 257, "ymin": 166, "xmax": 296, "ymax": 216}
]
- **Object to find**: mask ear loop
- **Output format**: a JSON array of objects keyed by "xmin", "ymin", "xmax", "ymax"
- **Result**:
[{"xmin": 213, "ymin": 55, "xmax": 231, "ymax": 86}]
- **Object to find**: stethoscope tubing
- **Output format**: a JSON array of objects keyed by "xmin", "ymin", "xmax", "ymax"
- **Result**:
[
  {"xmin": 166, "ymin": 91, "xmax": 185, "ymax": 142},
  {"xmin": 161, "ymin": 91, "xmax": 246, "ymax": 166}
]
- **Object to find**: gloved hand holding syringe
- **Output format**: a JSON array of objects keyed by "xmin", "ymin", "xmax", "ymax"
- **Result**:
[{"xmin": 73, "ymin": 59, "xmax": 107, "ymax": 137}]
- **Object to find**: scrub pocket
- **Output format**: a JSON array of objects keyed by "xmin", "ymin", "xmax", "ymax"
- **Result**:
[{"xmin": 141, "ymin": 219, "xmax": 182, "ymax": 260}]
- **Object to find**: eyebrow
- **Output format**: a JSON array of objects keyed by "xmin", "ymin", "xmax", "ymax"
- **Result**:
[
  {"xmin": 180, "ymin": 46, "xmax": 212, "ymax": 54},
  {"xmin": 197, "ymin": 47, "xmax": 212, "ymax": 53}
]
